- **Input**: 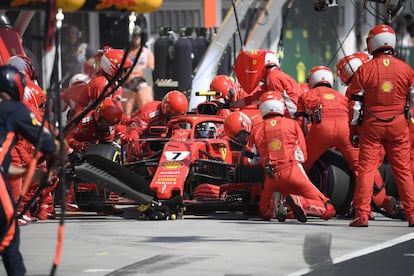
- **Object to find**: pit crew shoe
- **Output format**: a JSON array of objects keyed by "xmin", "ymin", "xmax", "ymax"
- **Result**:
[
  {"xmin": 17, "ymin": 218, "xmax": 27, "ymax": 226},
  {"xmin": 22, "ymin": 211, "xmax": 38, "ymax": 223},
  {"xmin": 321, "ymin": 202, "xmax": 336, "ymax": 220},
  {"xmin": 408, "ymin": 214, "xmax": 414, "ymax": 227},
  {"xmin": 350, "ymin": 211, "xmax": 369, "ymax": 227},
  {"xmin": 66, "ymin": 202, "xmax": 80, "ymax": 212},
  {"xmin": 36, "ymin": 204, "xmax": 56, "ymax": 220},
  {"xmin": 286, "ymin": 195, "xmax": 307, "ymax": 222}
]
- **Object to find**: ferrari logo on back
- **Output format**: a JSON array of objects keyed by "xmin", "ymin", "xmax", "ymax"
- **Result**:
[{"xmin": 383, "ymin": 58, "xmax": 390, "ymax": 66}]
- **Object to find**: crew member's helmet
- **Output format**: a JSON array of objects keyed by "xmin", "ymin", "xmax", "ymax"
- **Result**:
[
  {"xmin": 161, "ymin": 90, "xmax": 188, "ymax": 118},
  {"xmin": 100, "ymin": 49, "xmax": 132, "ymax": 78},
  {"xmin": 258, "ymin": 91, "xmax": 285, "ymax": 117},
  {"xmin": 0, "ymin": 65, "xmax": 26, "ymax": 101},
  {"xmin": 95, "ymin": 98, "xmax": 123, "ymax": 126},
  {"xmin": 24, "ymin": 86, "xmax": 46, "ymax": 111},
  {"xmin": 366, "ymin": 25, "xmax": 396, "ymax": 54},
  {"xmin": 224, "ymin": 111, "xmax": 252, "ymax": 146},
  {"xmin": 209, "ymin": 75, "xmax": 237, "ymax": 103},
  {"xmin": 195, "ymin": 122, "xmax": 218, "ymax": 139},
  {"xmin": 69, "ymin": 73, "xmax": 91, "ymax": 87},
  {"xmin": 307, "ymin": 65, "xmax": 334, "ymax": 89},
  {"xmin": 336, "ymin": 52, "xmax": 370, "ymax": 85},
  {"xmin": 261, "ymin": 50, "xmax": 281, "ymax": 82},
  {"xmin": 7, "ymin": 55, "xmax": 36, "ymax": 81},
  {"xmin": 264, "ymin": 50, "xmax": 280, "ymax": 69}
]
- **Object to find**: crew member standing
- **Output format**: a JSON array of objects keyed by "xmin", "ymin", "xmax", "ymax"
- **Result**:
[
  {"xmin": 300, "ymin": 65, "xmax": 359, "ymax": 173},
  {"xmin": 0, "ymin": 65, "xmax": 59, "ymax": 275},
  {"xmin": 346, "ymin": 24, "xmax": 414, "ymax": 227}
]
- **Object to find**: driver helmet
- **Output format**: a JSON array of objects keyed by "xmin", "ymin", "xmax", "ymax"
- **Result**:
[{"xmin": 195, "ymin": 122, "xmax": 218, "ymax": 139}]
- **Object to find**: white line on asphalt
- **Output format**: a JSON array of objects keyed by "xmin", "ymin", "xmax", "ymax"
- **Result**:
[{"xmin": 286, "ymin": 232, "xmax": 414, "ymax": 276}]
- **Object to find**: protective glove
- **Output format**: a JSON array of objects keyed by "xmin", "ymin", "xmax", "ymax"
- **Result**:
[
  {"xmin": 349, "ymin": 125, "xmax": 360, "ymax": 148},
  {"xmin": 71, "ymin": 141, "xmax": 89, "ymax": 153}
]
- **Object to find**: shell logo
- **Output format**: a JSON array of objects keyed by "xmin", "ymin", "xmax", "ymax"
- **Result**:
[
  {"xmin": 323, "ymin": 93, "xmax": 335, "ymax": 100},
  {"xmin": 381, "ymin": 81, "xmax": 393, "ymax": 93},
  {"xmin": 162, "ymin": 161, "xmax": 183, "ymax": 169},
  {"xmin": 270, "ymin": 139, "xmax": 282, "ymax": 150}
]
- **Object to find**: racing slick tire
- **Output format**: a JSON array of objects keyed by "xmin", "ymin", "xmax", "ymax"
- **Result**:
[
  {"xmin": 378, "ymin": 162, "xmax": 398, "ymax": 199},
  {"xmin": 308, "ymin": 149, "xmax": 353, "ymax": 215}
]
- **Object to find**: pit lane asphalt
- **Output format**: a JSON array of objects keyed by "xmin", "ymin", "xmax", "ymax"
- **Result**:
[{"xmin": 2, "ymin": 208, "xmax": 413, "ymax": 276}]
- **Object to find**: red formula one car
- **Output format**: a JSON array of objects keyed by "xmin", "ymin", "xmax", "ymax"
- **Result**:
[{"xmin": 124, "ymin": 106, "xmax": 264, "ymax": 220}]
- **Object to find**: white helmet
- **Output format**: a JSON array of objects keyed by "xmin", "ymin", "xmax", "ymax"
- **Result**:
[
  {"xmin": 307, "ymin": 66, "xmax": 334, "ymax": 89},
  {"xmin": 336, "ymin": 52, "xmax": 370, "ymax": 85},
  {"xmin": 367, "ymin": 25, "xmax": 396, "ymax": 54},
  {"xmin": 99, "ymin": 49, "xmax": 132, "ymax": 78},
  {"xmin": 258, "ymin": 91, "xmax": 285, "ymax": 117},
  {"xmin": 7, "ymin": 55, "xmax": 36, "ymax": 80},
  {"xmin": 264, "ymin": 50, "xmax": 280, "ymax": 68},
  {"xmin": 69, "ymin": 73, "xmax": 90, "ymax": 87}
]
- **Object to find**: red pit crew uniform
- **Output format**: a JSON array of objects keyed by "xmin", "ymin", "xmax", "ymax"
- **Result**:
[
  {"xmin": 67, "ymin": 109, "xmax": 117, "ymax": 152},
  {"xmin": 121, "ymin": 101, "xmax": 166, "ymax": 160},
  {"xmin": 244, "ymin": 114, "xmax": 335, "ymax": 221},
  {"xmin": 300, "ymin": 86, "xmax": 359, "ymax": 173},
  {"xmin": 347, "ymin": 53, "xmax": 414, "ymax": 226}
]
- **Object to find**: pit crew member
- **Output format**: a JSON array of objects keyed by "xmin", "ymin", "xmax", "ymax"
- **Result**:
[
  {"xmin": 0, "ymin": 65, "xmax": 59, "ymax": 276},
  {"xmin": 243, "ymin": 90, "xmax": 336, "ymax": 222},
  {"xmin": 346, "ymin": 24, "xmax": 414, "ymax": 227}
]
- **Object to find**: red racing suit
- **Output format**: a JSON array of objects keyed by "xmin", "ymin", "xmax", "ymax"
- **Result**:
[
  {"xmin": 66, "ymin": 109, "xmax": 116, "ymax": 152},
  {"xmin": 299, "ymin": 85, "xmax": 359, "ymax": 172},
  {"xmin": 61, "ymin": 75, "xmax": 123, "ymax": 119},
  {"xmin": 243, "ymin": 114, "xmax": 332, "ymax": 220},
  {"xmin": 346, "ymin": 52, "xmax": 414, "ymax": 219},
  {"xmin": 120, "ymin": 101, "xmax": 169, "ymax": 161}
]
